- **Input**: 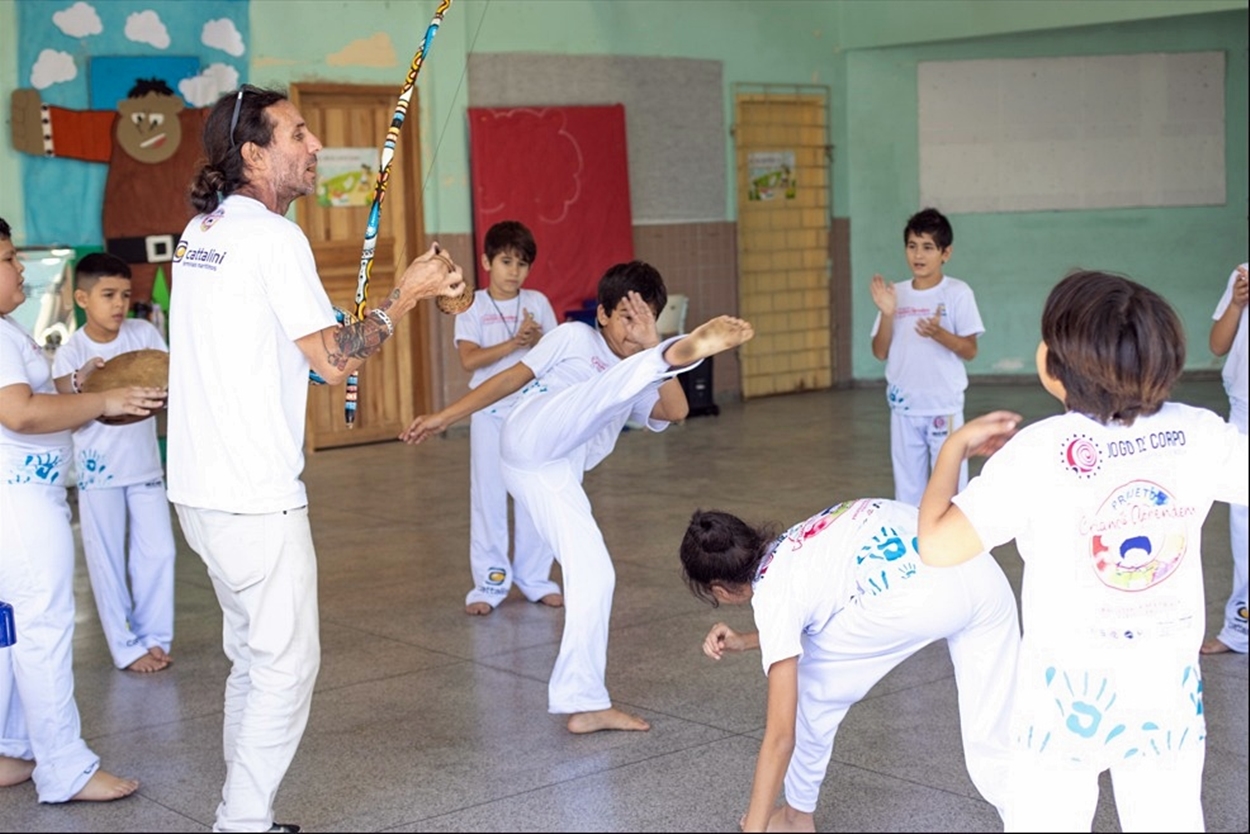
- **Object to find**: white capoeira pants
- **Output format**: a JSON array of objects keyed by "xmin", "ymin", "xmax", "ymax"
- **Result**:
[
  {"xmin": 890, "ymin": 410, "xmax": 966, "ymax": 507},
  {"xmin": 783, "ymin": 551, "xmax": 1018, "ymax": 820},
  {"xmin": 78, "ymin": 480, "xmax": 176, "ymax": 668},
  {"xmin": 176, "ymin": 505, "xmax": 321, "ymax": 833},
  {"xmin": 467, "ymin": 409, "xmax": 559, "ymax": 608},
  {"xmin": 0, "ymin": 476, "xmax": 101, "ymax": 803},
  {"xmin": 1004, "ymin": 645, "xmax": 1206, "ymax": 832},
  {"xmin": 500, "ymin": 340, "xmax": 688, "ymax": 714},
  {"xmin": 1216, "ymin": 398, "xmax": 1248, "ymax": 653}
]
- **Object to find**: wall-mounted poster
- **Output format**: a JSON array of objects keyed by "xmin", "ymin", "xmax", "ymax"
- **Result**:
[
  {"xmin": 747, "ymin": 150, "xmax": 796, "ymax": 201},
  {"xmin": 316, "ymin": 148, "xmax": 379, "ymax": 208}
]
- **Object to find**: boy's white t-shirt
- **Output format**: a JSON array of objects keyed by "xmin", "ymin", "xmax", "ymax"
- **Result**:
[
  {"xmin": 52, "ymin": 319, "xmax": 166, "ymax": 490},
  {"xmin": 1213, "ymin": 263, "xmax": 1248, "ymax": 407},
  {"xmin": 454, "ymin": 287, "xmax": 558, "ymax": 413},
  {"xmin": 871, "ymin": 275, "xmax": 984, "ymax": 415},
  {"xmin": 751, "ymin": 498, "xmax": 925, "ymax": 675},
  {"xmin": 0, "ymin": 315, "xmax": 71, "ymax": 457},
  {"xmin": 953, "ymin": 404, "xmax": 1248, "ymax": 663},
  {"xmin": 166, "ymin": 195, "xmax": 337, "ymax": 514},
  {"xmin": 517, "ymin": 321, "xmax": 663, "ymax": 469}
]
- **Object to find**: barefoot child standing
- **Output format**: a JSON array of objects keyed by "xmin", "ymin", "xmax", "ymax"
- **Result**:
[
  {"xmin": 52, "ymin": 253, "xmax": 176, "ymax": 674},
  {"xmin": 453, "ymin": 220, "xmax": 561, "ymax": 615},
  {"xmin": 0, "ymin": 216, "xmax": 162, "ymax": 803},
  {"xmin": 404, "ymin": 261, "xmax": 754, "ymax": 733}
]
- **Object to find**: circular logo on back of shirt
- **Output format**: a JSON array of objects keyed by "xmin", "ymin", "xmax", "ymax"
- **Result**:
[
  {"xmin": 1086, "ymin": 480, "xmax": 1191, "ymax": 592},
  {"xmin": 1061, "ymin": 433, "xmax": 1101, "ymax": 478}
]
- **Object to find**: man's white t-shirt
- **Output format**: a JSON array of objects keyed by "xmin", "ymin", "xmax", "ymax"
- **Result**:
[
  {"xmin": 1213, "ymin": 263, "xmax": 1248, "ymax": 407},
  {"xmin": 871, "ymin": 275, "xmax": 984, "ymax": 415},
  {"xmin": 517, "ymin": 321, "xmax": 664, "ymax": 470},
  {"xmin": 167, "ymin": 195, "xmax": 337, "ymax": 514},
  {"xmin": 53, "ymin": 319, "xmax": 166, "ymax": 490}
]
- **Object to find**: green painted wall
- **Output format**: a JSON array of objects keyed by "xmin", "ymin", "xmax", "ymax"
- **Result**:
[
  {"xmin": 846, "ymin": 8, "xmax": 1248, "ymax": 380},
  {"xmin": 4, "ymin": 0, "xmax": 1244, "ymax": 382}
]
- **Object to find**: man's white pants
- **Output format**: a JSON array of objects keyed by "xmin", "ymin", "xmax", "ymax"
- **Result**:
[
  {"xmin": 890, "ymin": 411, "xmax": 966, "ymax": 507},
  {"xmin": 784, "ymin": 551, "xmax": 1018, "ymax": 820},
  {"xmin": 176, "ymin": 505, "xmax": 320, "ymax": 833},
  {"xmin": 1216, "ymin": 397, "xmax": 1248, "ymax": 652},
  {"xmin": 79, "ymin": 480, "xmax": 176, "ymax": 668},
  {"xmin": 500, "ymin": 341, "xmax": 685, "ymax": 714},
  {"xmin": 0, "ymin": 481, "xmax": 100, "ymax": 802},
  {"xmin": 467, "ymin": 409, "xmax": 559, "ymax": 608}
]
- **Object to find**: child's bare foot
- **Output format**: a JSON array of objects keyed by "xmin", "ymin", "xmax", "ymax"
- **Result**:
[
  {"xmin": 538, "ymin": 593, "xmax": 564, "ymax": 608},
  {"xmin": 465, "ymin": 602, "xmax": 493, "ymax": 616},
  {"xmin": 566, "ymin": 707, "xmax": 650, "ymax": 734},
  {"xmin": 767, "ymin": 802, "xmax": 816, "ymax": 832},
  {"xmin": 68, "ymin": 769, "xmax": 139, "ymax": 801},
  {"xmin": 0, "ymin": 755, "xmax": 35, "ymax": 787},
  {"xmin": 125, "ymin": 649, "xmax": 170, "ymax": 673},
  {"xmin": 148, "ymin": 646, "xmax": 172, "ymax": 663},
  {"xmin": 665, "ymin": 316, "xmax": 754, "ymax": 368},
  {"xmin": 1201, "ymin": 637, "xmax": 1234, "ymax": 654}
]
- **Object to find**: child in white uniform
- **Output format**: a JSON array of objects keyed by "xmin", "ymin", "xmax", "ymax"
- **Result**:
[
  {"xmin": 870, "ymin": 208, "xmax": 983, "ymax": 506},
  {"xmin": 0, "ymin": 216, "xmax": 161, "ymax": 803},
  {"xmin": 454, "ymin": 221, "xmax": 560, "ymax": 614},
  {"xmin": 52, "ymin": 253, "xmax": 175, "ymax": 672},
  {"xmin": 679, "ymin": 498, "xmax": 1019, "ymax": 832},
  {"xmin": 403, "ymin": 261, "xmax": 754, "ymax": 733},
  {"xmin": 1203, "ymin": 262, "xmax": 1248, "ymax": 655},
  {"xmin": 919, "ymin": 270, "xmax": 1249, "ymax": 832}
]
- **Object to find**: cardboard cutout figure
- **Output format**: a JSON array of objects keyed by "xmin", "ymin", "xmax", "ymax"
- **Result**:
[{"xmin": 11, "ymin": 79, "xmax": 209, "ymax": 304}]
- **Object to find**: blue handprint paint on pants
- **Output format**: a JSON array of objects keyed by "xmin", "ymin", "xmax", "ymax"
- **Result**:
[{"xmin": 1042, "ymin": 666, "xmax": 1127, "ymax": 746}]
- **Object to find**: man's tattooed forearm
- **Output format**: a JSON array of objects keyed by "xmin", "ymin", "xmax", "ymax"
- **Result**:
[{"xmin": 324, "ymin": 315, "xmax": 391, "ymax": 370}]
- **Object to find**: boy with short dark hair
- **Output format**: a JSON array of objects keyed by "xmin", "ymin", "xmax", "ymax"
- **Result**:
[
  {"xmin": 403, "ymin": 261, "xmax": 754, "ymax": 733},
  {"xmin": 52, "ymin": 252, "xmax": 174, "ymax": 673},
  {"xmin": 870, "ymin": 208, "xmax": 983, "ymax": 506},
  {"xmin": 919, "ymin": 269, "xmax": 1248, "ymax": 831},
  {"xmin": 454, "ymin": 220, "xmax": 560, "ymax": 615}
]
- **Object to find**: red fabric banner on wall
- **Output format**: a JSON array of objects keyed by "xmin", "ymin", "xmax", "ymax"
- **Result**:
[{"xmin": 468, "ymin": 105, "xmax": 634, "ymax": 322}]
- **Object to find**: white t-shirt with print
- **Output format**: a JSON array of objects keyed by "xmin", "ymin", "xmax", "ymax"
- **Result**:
[
  {"xmin": 166, "ymin": 195, "xmax": 337, "ymax": 514},
  {"xmin": 454, "ymin": 287, "xmax": 558, "ymax": 414},
  {"xmin": 751, "ymin": 498, "xmax": 924, "ymax": 675},
  {"xmin": 517, "ymin": 321, "xmax": 663, "ymax": 471},
  {"xmin": 0, "ymin": 315, "xmax": 70, "ymax": 467},
  {"xmin": 871, "ymin": 275, "xmax": 984, "ymax": 415},
  {"xmin": 954, "ymin": 405, "xmax": 1248, "ymax": 662},
  {"xmin": 1213, "ymin": 263, "xmax": 1248, "ymax": 407},
  {"xmin": 53, "ymin": 319, "xmax": 166, "ymax": 490}
]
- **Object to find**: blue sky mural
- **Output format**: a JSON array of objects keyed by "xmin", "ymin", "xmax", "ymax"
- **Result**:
[{"xmin": 17, "ymin": 0, "xmax": 249, "ymax": 246}]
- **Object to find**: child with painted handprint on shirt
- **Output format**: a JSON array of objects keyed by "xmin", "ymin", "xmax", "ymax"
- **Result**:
[{"xmin": 919, "ymin": 270, "xmax": 1248, "ymax": 832}]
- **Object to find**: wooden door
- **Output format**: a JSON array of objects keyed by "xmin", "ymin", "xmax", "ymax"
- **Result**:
[
  {"xmin": 734, "ymin": 86, "xmax": 833, "ymax": 398},
  {"xmin": 291, "ymin": 83, "xmax": 430, "ymax": 450}
]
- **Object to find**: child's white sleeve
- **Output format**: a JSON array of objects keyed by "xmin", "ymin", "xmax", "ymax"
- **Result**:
[{"xmin": 952, "ymin": 283, "xmax": 985, "ymax": 338}]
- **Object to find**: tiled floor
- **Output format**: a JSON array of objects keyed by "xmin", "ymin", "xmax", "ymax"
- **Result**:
[{"xmin": 3, "ymin": 380, "xmax": 1246, "ymax": 832}]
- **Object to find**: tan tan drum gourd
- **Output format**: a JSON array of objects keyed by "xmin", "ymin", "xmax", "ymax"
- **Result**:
[{"xmin": 81, "ymin": 348, "xmax": 169, "ymax": 425}]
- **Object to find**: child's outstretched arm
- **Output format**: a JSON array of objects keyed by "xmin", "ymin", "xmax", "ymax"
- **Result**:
[
  {"xmin": 399, "ymin": 362, "xmax": 535, "ymax": 444},
  {"xmin": 742, "ymin": 656, "xmax": 798, "ymax": 833},
  {"xmin": 918, "ymin": 410, "xmax": 1021, "ymax": 566},
  {"xmin": 0, "ymin": 382, "xmax": 164, "ymax": 434}
]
